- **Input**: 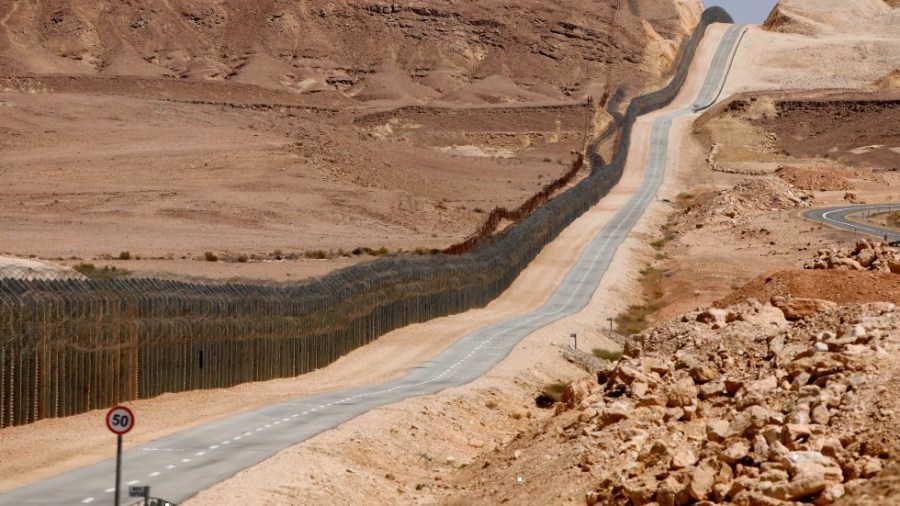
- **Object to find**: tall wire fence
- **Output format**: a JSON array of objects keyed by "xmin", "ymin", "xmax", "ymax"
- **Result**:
[{"xmin": 0, "ymin": 8, "xmax": 733, "ymax": 429}]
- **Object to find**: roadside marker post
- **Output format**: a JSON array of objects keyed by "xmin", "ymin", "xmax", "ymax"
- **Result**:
[
  {"xmin": 129, "ymin": 485, "xmax": 150, "ymax": 505},
  {"xmin": 571, "ymin": 333, "xmax": 577, "ymax": 350},
  {"xmin": 106, "ymin": 406, "xmax": 136, "ymax": 506}
]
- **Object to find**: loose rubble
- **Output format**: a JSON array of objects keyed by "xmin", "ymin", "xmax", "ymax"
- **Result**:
[
  {"xmin": 805, "ymin": 239, "xmax": 900, "ymax": 274},
  {"xmin": 677, "ymin": 178, "xmax": 812, "ymax": 231},
  {"xmin": 546, "ymin": 300, "xmax": 899, "ymax": 506}
]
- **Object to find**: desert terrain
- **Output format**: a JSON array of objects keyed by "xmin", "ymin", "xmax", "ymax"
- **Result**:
[
  {"xmin": 2, "ymin": 0, "xmax": 900, "ymax": 505},
  {"xmin": 0, "ymin": 0, "xmax": 702, "ymax": 281}
]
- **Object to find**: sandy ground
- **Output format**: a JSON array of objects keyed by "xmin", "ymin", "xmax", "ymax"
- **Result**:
[
  {"xmin": 174, "ymin": 3, "xmax": 900, "ymax": 504},
  {"xmin": 5, "ymin": 0, "xmax": 900, "ymax": 504},
  {"xmin": 177, "ymin": 5, "xmax": 900, "ymax": 502},
  {"xmin": 181, "ymin": 22, "xmax": 735, "ymax": 506},
  {"xmin": 0, "ymin": 15, "xmax": 728, "ymax": 502},
  {"xmin": 0, "ymin": 0, "xmax": 703, "ymax": 282}
]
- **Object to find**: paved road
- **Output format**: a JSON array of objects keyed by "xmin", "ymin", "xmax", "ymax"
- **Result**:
[
  {"xmin": 692, "ymin": 25, "xmax": 747, "ymax": 112},
  {"xmin": 802, "ymin": 204, "xmax": 900, "ymax": 242},
  {"xmin": 0, "ymin": 24, "xmax": 746, "ymax": 506}
]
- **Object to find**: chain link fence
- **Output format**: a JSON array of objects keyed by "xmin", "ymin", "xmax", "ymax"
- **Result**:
[{"xmin": 0, "ymin": 8, "xmax": 732, "ymax": 429}]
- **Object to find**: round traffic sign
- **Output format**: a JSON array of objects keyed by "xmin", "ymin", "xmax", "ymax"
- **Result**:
[{"xmin": 106, "ymin": 406, "xmax": 135, "ymax": 435}]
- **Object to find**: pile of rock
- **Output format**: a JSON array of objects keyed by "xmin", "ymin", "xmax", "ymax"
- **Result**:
[
  {"xmin": 553, "ymin": 300, "xmax": 898, "ymax": 505},
  {"xmin": 366, "ymin": 3, "xmax": 402, "ymax": 14},
  {"xmin": 678, "ymin": 177, "xmax": 812, "ymax": 231},
  {"xmin": 805, "ymin": 239, "xmax": 900, "ymax": 273}
]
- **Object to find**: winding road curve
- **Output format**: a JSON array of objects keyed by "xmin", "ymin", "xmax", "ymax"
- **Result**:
[
  {"xmin": 802, "ymin": 204, "xmax": 900, "ymax": 242},
  {"xmin": 0, "ymin": 23, "xmax": 746, "ymax": 506}
]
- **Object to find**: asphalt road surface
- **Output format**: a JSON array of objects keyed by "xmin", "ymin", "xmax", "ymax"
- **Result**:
[
  {"xmin": 0, "ymin": 24, "xmax": 746, "ymax": 506},
  {"xmin": 802, "ymin": 204, "xmax": 900, "ymax": 242}
]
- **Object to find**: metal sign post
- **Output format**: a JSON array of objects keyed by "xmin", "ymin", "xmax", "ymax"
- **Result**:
[
  {"xmin": 570, "ymin": 333, "xmax": 577, "ymax": 350},
  {"xmin": 107, "ymin": 406, "xmax": 136, "ymax": 506},
  {"xmin": 129, "ymin": 485, "xmax": 151, "ymax": 505}
]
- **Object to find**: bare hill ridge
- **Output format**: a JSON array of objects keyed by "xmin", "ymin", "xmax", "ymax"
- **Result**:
[
  {"xmin": 0, "ymin": 0, "xmax": 704, "ymax": 281},
  {"xmin": 0, "ymin": 0, "xmax": 702, "ymax": 105}
]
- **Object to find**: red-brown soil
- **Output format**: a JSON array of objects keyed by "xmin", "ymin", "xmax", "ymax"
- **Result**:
[
  {"xmin": 751, "ymin": 96, "xmax": 900, "ymax": 171},
  {"xmin": 776, "ymin": 166, "xmax": 855, "ymax": 191},
  {"xmin": 716, "ymin": 269, "xmax": 900, "ymax": 308}
]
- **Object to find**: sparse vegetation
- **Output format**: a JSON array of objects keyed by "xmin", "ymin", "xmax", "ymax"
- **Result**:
[
  {"xmin": 237, "ymin": 254, "xmax": 249, "ymax": 263},
  {"xmin": 118, "ymin": 251, "xmax": 131, "ymax": 260},
  {"xmin": 304, "ymin": 250, "xmax": 328, "ymax": 259},
  {"xmin": 649, "ymin": 232, "xmax": 675, "ymax": 250},
  {"xmin": 592, "ymin": 348, "xmax": 623, "ymax": 362},
  {"xmin": 204, "ymin": 251, "xmax": 219, "ymax": 262},
  {"xmin": 510, "ymin": 412, "xmax": 523, "ymax": 420},
  {"xmin": 613, "ymin": 264, "xmax": 668, "ymax": 334},
  {"xmin": 886, "ymin": 211, "xmax": 900, "ymax": 229},
  {"xmin": 615, "ymin": 301, "xmax": 663, "ymax": 335},
  {"xmin": 74, "ymin": 263, "xmax": 130, "ymax": 279}
]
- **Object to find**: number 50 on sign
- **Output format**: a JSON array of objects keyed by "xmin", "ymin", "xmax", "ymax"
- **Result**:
[{"xmin": 106, "ymin": 406, "xmax": 135, "ymax": 435}]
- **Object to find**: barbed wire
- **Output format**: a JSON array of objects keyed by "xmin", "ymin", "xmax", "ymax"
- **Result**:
[{"xmin": 0, "ymin": 264, "xmax": 86, "ymax": 281}]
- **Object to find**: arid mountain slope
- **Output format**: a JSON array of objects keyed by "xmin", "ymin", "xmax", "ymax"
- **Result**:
[
  {"xmin": 0, "ymin": 0, "xmax": 702, "ymax": 104},
  {"xmin": 0, "ymin": 0, "xmax": 704, "ymax": 281}
]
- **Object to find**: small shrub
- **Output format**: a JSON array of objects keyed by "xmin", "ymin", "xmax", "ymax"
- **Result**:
[
  {"xmin": 593, "ymin": 348, "xmax": 623, "ymax": 361},
  {"xmin": 118, "ymin": 251, "xmax": 131, "ymax": 260},
  {"xmin": 237, "ymin": 254, "xmax": 249, "ymax": 263},
  {"xmin": 74, "ymin": 263, "xmax": 130, "ymax": 280},
  {"xmin": 304, "ymin": 250, "xmax": 328, "ymax": 259},
  {"xmin": 510, "ymin": 412, "xmax": 523, "ymax": 420},
  {"xmin": 676, "ymin": 192, "xmax": 695, "ymax": 200},
  {"xmin": 273, "ymin": 249, "xmax": 283, "ymax": 260},
  {"xmin": 204, "ymin": 251, "xmax": 219, "ymax": 262},
  {"xmin": 485, "ymin": 400, "xmax": 498, "ymax": 410},
  {"xmin": 415, "ymin": 484, "xmax": 425, "ymax": 491},
  {"xmin": 73, "ymin": 263, "xmax": 95, "ymax": 275},
  {"xmin": 372, "ymin": 246, "xmax": 389, "ymax": 256}
]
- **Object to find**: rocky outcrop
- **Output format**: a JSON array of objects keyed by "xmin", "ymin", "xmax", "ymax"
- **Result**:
[
  {"xmin": 555, "ymin": 301, "xmax": 898, "ymax": 506},
  {"xmin": 872, "ymin": 68, "xmax": 900, "ymax": 90},
  {"xmin": 805, "ymin": 240, "xmax": 900, "ymax": 273},
  {"xmin": 677, "ymin": 177, "xmax": 812, "ymax": 231}
]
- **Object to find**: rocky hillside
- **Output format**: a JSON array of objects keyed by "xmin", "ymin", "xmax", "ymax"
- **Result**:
[
  {"xmin": 763, "ymin": 0, "xmax": 899, "ymax": 36},
  {"xmin": 0, "ymin": 0, "xmax": 702, "ymax": 105},
  {"xmin": 453, "ymin": 299, "xmax": 899, "ymax": 505}
]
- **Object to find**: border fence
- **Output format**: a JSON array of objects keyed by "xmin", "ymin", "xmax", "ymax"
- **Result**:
[{"xmin": 0, "ymin": 8, "xmax": 732, "ymax": 429}]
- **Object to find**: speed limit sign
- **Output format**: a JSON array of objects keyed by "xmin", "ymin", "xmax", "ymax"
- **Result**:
[{"xmin": 106, "ymin": 406, "xmax": 135, "ymax": 435}]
